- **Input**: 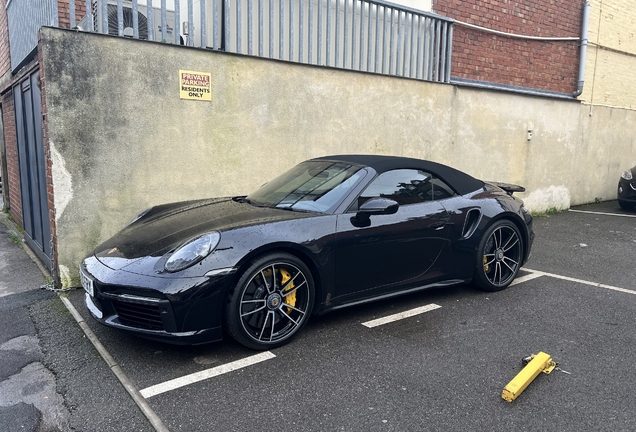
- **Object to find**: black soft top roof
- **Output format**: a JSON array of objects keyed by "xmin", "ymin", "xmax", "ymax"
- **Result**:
[{"xmin": 310, "ymin": 154, "xmax": 485, "ymax": 196}]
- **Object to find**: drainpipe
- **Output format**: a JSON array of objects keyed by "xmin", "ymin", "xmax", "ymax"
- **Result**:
[{"xmin": 573, "ymin": 1, "xmax": 591, "ymax": 97}]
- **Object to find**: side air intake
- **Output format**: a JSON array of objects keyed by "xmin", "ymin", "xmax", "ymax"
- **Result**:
[{"xmin": 462, "ymin": 208, "xmax": 482, "ymax": 239}]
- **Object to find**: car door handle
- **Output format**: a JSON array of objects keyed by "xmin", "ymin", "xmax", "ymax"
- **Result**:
[{"xmin": 428, "ymin": 221, "xmax": 446, "ymax": 230}]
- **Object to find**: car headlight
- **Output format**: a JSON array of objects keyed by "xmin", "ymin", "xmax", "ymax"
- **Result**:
[
  {"xmin": 622, "ymin": 170, "xmax": 633, "ymax": 180},
  {"xmin": 164, "ymin": 232, "xmax": 221, "ymax": 273}
]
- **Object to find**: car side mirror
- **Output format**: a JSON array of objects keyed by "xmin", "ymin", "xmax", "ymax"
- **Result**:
[
  {"xmin": 351, "ymin": 198, "xmax": 399, "ymax": 227},
  {"xmin": 357, "ymin": 198, "xmax": 399, "ymax": 216}
]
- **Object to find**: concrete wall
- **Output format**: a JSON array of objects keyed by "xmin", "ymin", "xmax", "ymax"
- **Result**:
[{"xmin": 40, "ymin": 28, "xmax": 636, "ymax": 287}]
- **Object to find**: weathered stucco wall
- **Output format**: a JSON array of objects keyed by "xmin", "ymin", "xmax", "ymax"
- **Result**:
[{"xmin": 40, "ymin": 28, "xmax": 636, "ymax": 287}]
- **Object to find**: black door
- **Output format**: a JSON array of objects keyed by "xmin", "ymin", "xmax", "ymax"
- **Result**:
[
  {"xmin": 14, "ymin": 70, "xmax": 52, "ymax": 270},
  {"xmin": 333, "ymin": 169, "xmax": 451, "ymax": 303}
]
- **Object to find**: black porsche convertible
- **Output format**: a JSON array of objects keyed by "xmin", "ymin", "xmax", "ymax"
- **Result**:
[{"xmin": 80, "ymin": 155, "xmax": 534, "ymax": 349}]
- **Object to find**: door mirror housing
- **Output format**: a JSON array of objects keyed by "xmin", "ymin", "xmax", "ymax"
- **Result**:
[
  {"xmin": 357, "ymin": 198, "xmax": 399, "ymax": 216},
  {"xmin": 351, "ymin": 198, "xmax": 399, "ymax": 227}
]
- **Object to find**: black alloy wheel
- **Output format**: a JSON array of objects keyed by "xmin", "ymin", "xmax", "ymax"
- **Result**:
[
  {"xmin": 225, "ymin": 253, "xmax": 315, "ymax": 350},
  {"xmin": 473, "ymin": 220, "xmax": 523, "ymax": 292}
]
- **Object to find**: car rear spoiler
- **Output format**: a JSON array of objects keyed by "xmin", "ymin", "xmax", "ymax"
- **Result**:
[{"xmin": 487, "ymin": 181, "xmax": 526, "ymax": 196}]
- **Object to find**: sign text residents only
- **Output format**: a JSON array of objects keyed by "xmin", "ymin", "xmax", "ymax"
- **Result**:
[{"xmin": 179, "ymin": 70, "xmax": 212, "ymax": 101}]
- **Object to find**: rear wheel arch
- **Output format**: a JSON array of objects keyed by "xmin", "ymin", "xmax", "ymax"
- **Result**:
[
  {"xmin": 483, "ymin": 213, "xmax": 529, "ymax": 265},
  {"xmin": 473, "ymin": 216, "xmax": 524, "ymax": 291}
]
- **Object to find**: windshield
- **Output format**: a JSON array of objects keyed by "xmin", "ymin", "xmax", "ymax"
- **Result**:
[{"xmin": 247, "ymin": 161, "xmax": 365, "ymax": 213}]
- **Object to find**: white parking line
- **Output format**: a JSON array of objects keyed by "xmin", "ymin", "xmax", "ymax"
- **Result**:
[
  {"xmin": 525, "ymin": 269, "xmax": 636, "ymax": 296},
  {"xmin": 60, "ymin": 296, "xmax": 170, "ymax": 432},
  {"xmin": 509, "ymin": 272, "xmax": 544, "ymax": 286},
  {"xmin": 362, "ymin": 303, "xmax": 441, "ymax": 328},
  {"xmin": 568, "ymin": 209, "xmax": 636, "ymax": 218},
  {"xmin": 140, "ymin": 351, "xmax": 276, "ymax": 399}
]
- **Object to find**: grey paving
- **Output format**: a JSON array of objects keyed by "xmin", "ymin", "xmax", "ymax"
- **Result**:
[
  {"xmin": 0, "ymin": 214, "xmax": 152, "ymax": 432},
  {"xmin": 0, "ymin": 402, "xmax": 42, "ymax": 432},
  {"xmin": 63, "ymin": 201, "xmax": 636, "ymax": 432},
  {"xmin": 3, "ymin": 200, "xmax": 635, "ymax": 431},
  {"xmin": 0, "ymin": 215, "xmax": 70, "ymax": 432}
]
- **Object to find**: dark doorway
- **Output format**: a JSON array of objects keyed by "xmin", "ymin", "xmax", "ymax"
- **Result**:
[{"xmin": 14, "ymin": 69, "xmax": 52, "ymax": 270}]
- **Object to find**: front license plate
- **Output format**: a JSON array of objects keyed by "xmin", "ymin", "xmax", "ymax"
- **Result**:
[{"xmin": 80, "ymin": 268, "xmax": 94, "ymax": 297}]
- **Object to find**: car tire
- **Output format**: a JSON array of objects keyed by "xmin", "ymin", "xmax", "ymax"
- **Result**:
[
  {"xmin": 473, "ymin": 219, "xmax": 523, "ymax": 292},
  {"xmin": 225, "ymin": 252, "xmax": 315, "ymax": 350},
  {"xmin": 618, "ymin": 200, "xmax": 635, "ymax": 211}
]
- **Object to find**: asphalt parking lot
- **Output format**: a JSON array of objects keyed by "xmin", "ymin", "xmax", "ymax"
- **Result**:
[{"xmin": 64, "ymin": 201, "xmax": 636, "ymax": 431}]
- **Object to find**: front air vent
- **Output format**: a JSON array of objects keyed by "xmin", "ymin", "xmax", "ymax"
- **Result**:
[
  {"xmin": 113, "ymin": 300, "xmax": 164, "ymax": 330},
  {"xmin": 462, "ymin": 208, "xmax": 482, "ymax": 239}
]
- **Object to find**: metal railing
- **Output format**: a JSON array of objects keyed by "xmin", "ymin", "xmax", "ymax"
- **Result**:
[
  {"xmin": 73, "ymin": 0, "xmax": 453, "ymax": 82},
  {"xmin": 7, "ymin": 0, "xmax": 59, "ymax": 71}
]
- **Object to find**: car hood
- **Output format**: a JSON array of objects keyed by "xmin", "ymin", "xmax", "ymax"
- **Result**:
[{"xmin": 94, "ymin": 197, "xmax": 315, "ymax": 269}]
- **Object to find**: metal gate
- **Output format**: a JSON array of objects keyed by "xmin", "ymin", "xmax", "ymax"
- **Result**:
[{"xmin": 14, "ymin": 69, "xmax": 52, "ymax": 270}]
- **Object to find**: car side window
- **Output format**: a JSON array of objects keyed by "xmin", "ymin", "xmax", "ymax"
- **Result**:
[
  {"xmin": 428, "ymin": 177, "xmax": 456, "ymax": 200},
  {"xmin": 351, "ymin": 169, "xmax": 456, "ymax": 211}
]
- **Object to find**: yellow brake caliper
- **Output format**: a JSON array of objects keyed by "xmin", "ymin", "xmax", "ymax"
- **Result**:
[
  {"xmin": 280, "ymin": 269, "xmax": 296, "ymax": 313},
  {"xmin": 483, "ymin": 255, "xmax": 490, "ymax": 272}
]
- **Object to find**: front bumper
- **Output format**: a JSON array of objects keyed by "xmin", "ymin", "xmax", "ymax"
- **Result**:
[
  {"xmin": 618, "ymin": 178, "xmax": 636, "ymax": 203},
  {"xmin": 81, "ymin": 257, "xmax": 236, "ymax": 344}
]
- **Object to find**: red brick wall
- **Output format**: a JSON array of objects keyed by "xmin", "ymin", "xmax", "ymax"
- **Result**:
[
  {"xmin": 2, "ymin": 90, "xmax": 23, "ymax": 227},
  {"xmin": 58, "ymin": 0, "xmax": 88, "ymax": 29},
  {"xmin": 433, "ymin": 0, "xmax": 584, "ymax": 94}
]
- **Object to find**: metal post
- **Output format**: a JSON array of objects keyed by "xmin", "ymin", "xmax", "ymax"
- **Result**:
[
  {"xmin": 200, "ymin": 0, "xmax": 206, "ymax": 48},
  {"xmin": 416, "ymin": 15, "xmax": 422, "ymax": 79},
  {"xmin": 70, "ymin": 0, "xmax": 76, "ymax": 27},
  {"xmin": 175, "ymin": 0, "xmax": 181, "ymax": 44},
  {"xmin": 236, "ymin": 0, "xmax": 241, "ymax": 52},
  {"xmin": 318, "ymin": 0, "xmax": 322, "ymax": 64},
  {"xmin": 101, "ymin": 0, "xmax": 108, "ymax": 34},
  {"xmin": 161, "ymin": 0, "xmax": 167, "ymax": 41},
  {"xmin": 224, "ymin": 0, "xmax": 230, "ymax": 50},
  {"xmin": 214, "ymin": 0, "xmax": 220, "ymax": 49},
  {"xmin": 335, "ymin": 0, "xmax": 340, "ymax": 67},
  {"xmin": 299, "ymin": 0, "xmax": 304, "ymax": 62},
  {"xmin": 352, "ymin": 0, "xmax": 356, "ymax": 69},
  {"xmin": 132, "ymin": 0, "xmax": 139, "ymax": 38},
  {"xmin": 446, "ymin": 23, "xmax": 453, "ymax": 83},
  {"xmin": 382, "ymin": 6, "xmax": 388, "ymax": 74},
  {"xmin": 326, "ymin": 0, "xmax": 331, "ymax": 65},
  {"xmin": 358, "ymin": 1, "xmax": 364, "ymax": 70},
  {"xmin": 289, "ymin": 0, "xmax": 294, "ymax": 61},
  {"xmin": 147, "ymin": 0, "xmax": 154, "ymax": 41},
  {"xmin": 308, "ymin": 0, "xmax": 313, "ymax": 63},
  {"xmin": 85, "ymin": 0, "xmax": 93, "ymax": 32},
  {"xmin": 440, "ymin": 22, "xmax": 447, "ymax": 82},
  {"xmin": 374, "ymin": 4, "xmax": 380, "ymax": 72},
  {"xmin": 248, "ymin": 0, "xmax": 254, "ymax": 55},
  {"xmin": 344, "ymin": 0, "xmax": 349, "ymax": 68},
  {"xmin": 279, "ymin": 0, "xmax": 284, "ymax": 59},
  {"xmin": 188, "ymin": 0, "xmax": 194, "ymax": 46},
  {"xmin": 117, "ymin": 0, "xmax": 124, "ymax": 36},
  {"xmin": 269, "ymin": 0, "xmax": 274, "ymax": 57},
  {"xmin": 367, "ymin": 2, "xmax": 372, "ymax": 71},
  {"xmin": 258, "ymin": 0, "xmax": 263, "ymax": 55}
]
